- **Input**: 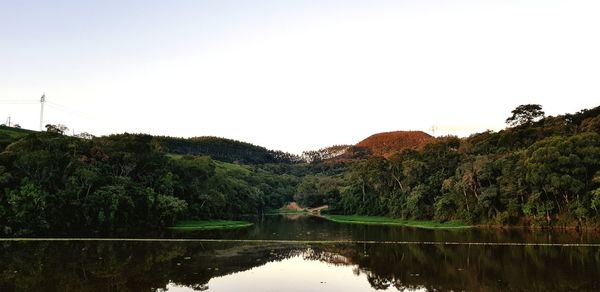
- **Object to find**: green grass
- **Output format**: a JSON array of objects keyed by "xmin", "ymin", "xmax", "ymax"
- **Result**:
[
  {"xmin": 323, "ymin": 215, "xmax": 472, "ymax": 229},
  {"xmin": 168, "ymin": 220, "xmax": 254, "ymax": 231},
  {"xmin": 0, "ymin": 126, "xmax": 35, "ymax": 138},
  {"xmin": 265, "ymin": 209, "xmax": 307, "ymax": 215}
]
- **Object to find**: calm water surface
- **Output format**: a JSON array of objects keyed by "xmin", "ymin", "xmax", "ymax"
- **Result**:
[{"xmin": 1, "ymin": 215, "xmax": 599, "ymax": 291}]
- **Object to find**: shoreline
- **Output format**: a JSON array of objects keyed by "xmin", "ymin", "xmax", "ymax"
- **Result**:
[
  {"xmin": 168, "ymin": 220, "xmax": 254, "ymax": 231},
  {"xmin": 473, "ymin": 223, "xmax": 600, "ymax": 232},
  {"xmin": 321, "ymin": 215, "xmax": 472, "ymax": 229},
  {"xmin": 320, "ymin": 214, "xmax": 600, "ymax": 232}
]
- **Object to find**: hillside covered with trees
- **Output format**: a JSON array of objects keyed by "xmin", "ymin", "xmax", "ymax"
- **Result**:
[
  {"xmin": 0, "ymin": 132, "xmax": 300, "ymax": 235},
  {"xmin": 0, "ymin": 104, "xmax": 599, "ymax": 235},
  {"xmin": 311, "ymin": 104, "xmax": 600, "ymax": 228},
  {"xmin": 154, "ymin": 136, "xmax": 302, "ymax": 164}
]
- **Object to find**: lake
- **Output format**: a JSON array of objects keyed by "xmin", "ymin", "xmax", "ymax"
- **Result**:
[{"xmin": 1, "ymin": 215, "xmax": 599, "ymax": 291}]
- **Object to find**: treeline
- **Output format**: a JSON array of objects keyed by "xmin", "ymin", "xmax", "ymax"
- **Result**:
[
  {"xmin": 1, "ymin": 104, "xmax": 599, "ymax": 234},
  {"xmin": 154, "ymin": 136, "xmax": 302, "ymax": 164},
  {"xmin": 0, "ymin": 133, "xmax": 298, "ymax": 235},
  {"xmin": 319, "ymin": 105, "xmax": 600, "ymax": 227}
]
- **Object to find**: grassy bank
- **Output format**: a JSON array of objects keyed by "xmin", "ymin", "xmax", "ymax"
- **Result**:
[
  {"xmin": 168, "ymin": 220, "xmax": 254, "ymax": 231},
  {"xmin": 323, "ymin": 215, "xmax": 472, "ymax": 229}
]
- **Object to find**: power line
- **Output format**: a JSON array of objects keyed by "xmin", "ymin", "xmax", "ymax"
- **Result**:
[
  {"xmin": 0, "ymin": 99, "xmax": 38, "ymax": 104},
  {"xmin": 2, "ymin": 95, "xmax": 97, "ymax": 132},
  {"xmin": 46, "ymin": 101, "xmax": 95, "ymax": 120}
]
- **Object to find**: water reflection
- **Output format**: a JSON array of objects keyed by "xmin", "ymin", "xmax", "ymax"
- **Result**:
[
  {"xmin": 173, "ymin": 215, "xmax": 600, "ymax": 244},
  {"xmin": 176, "ymin": 256, "xmax": 402, "ymax": 292},
  {"xmin": 0, "ymin": 240, "xmax": 599, "ymax": 291}
]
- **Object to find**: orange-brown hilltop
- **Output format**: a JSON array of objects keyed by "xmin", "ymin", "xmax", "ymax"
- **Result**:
[{"xmin": 354, "ymin": 130, "xmax": 434, "ymax": 157}]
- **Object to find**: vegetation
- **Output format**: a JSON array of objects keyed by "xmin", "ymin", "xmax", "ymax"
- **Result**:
[
  {"xmin": 0, "ymin": 103, "xmax": 599, "ymax": 235},
  {"xmin": 334, "ymin": 104, "xmax": 600, "ymax": 228},
  {"xmin": 154, "ymin": 135, "xmax": 302, "ymax": 164},
  {"xmin": 294, "ymin": 175, "xmax": 341, "ymax": 209},
  {"xmin": 323, "ymin": 215, "xmax": 471, "ymax": 229},
  {"xmin": 0, "ymin": 125, "xmax": 34, "ymax": 138},
  {"xmin": 0, "ymin": 131, "xmax": 300, "ymax": 236},
  {"xmin": 168, "ymin": 220, "xmax": 253, "ymax": 231},
  {"xmin": 505, "ymin": 104, "xmax": 545, "ymax": 127},
  {"xmin": 265, "ymin": 209, "xmax": 307, "ymax": 215},
  {"xmin": 302, "ymin": 145, "xmax": 351, "ymax": 163},
  {"xmin": 353, "ymin": 131, "xmax": 433, "ymax": 158},
  {"xmin": 0, "ymin": 126, "xmax": 35, "ymax": 152}
]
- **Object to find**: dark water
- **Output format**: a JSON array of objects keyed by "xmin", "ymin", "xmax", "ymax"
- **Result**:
[
  {"xmin": 171, "ymin": 214, "xmax": 600, "ymax": 244},
  {"xmin": 1, "ymin": 215, "xmax": 600, "ymax": 291}
]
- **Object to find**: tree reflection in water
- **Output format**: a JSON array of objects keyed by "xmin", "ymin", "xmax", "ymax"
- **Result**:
[{"xmin": 0, "ymin": 241, "xmax": 599, "ymax": 291}]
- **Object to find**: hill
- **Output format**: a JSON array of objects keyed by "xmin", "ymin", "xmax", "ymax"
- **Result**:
[
  {"xmin": 0, "ymin": 125, "xmax": 35, "ymax": 138},
  {"xmin": 352, "ymin": 130, "xmax": 434, "ymax": 157},
  {"xmin": 0, "ymin": 126, "xmax": 35, "ymax": 152},
  {"xmin": 0, "ymin": 127, "xmax": 302, "ymax": 165},
  {"xmin": 154, "ymin": 136, "xmax": 301, "ymax": 164}
]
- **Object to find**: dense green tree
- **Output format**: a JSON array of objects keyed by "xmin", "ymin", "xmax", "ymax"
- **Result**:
[
  {"xmin": 7, "ymin": 181, "xmax": 49, "ymax": 233},
  {"xmin": 0, "ymin": 131, "xmax": 305, "ymax": 235},
  {"xmin": 294, "ymin": 175, "xmax": 341, "ymax": 208},
  {"xmin": 522, "ymin": 133, "xmax": 600, "ymax": 224},
  {"xmin": 154, "ymin": 136, "xmax": 302, "ymax": 164}
]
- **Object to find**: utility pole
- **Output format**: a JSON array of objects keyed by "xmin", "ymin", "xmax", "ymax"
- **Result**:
[
  {"xmin": 6, "ymin": 116, "xmax": 10, "ymax": 127},
  {"xmin": 40, "ymin": 94, "xmax": 46, "ymax": 131},
  {"xmin": 430, "ymin": 125, "xmax": 437, "ymax": 137}
]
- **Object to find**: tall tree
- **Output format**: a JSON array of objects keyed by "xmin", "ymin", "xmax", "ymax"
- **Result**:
[{"xmin": 505, "ymin": 104, "xmax": 545, "ymax": 127}]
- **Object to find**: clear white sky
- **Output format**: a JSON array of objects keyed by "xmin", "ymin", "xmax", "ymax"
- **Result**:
[{"xmin": 1, "ymin": 0, "xmax": 599, "ymax": 154}]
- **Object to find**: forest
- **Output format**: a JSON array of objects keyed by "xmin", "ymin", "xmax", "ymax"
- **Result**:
[
  {"xmin": 0, "ymin": 104, "xmax": 599, "ymax": 235},
  {"xmin": 0, "ymin": 131, "xmax": 299, "ymax": 235},
  {"xmin": 320, "ymin": 104, "xmax": 600, "ymax": 227}
]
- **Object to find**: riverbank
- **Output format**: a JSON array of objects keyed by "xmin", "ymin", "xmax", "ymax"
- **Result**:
[
  {"xmin": 265, "ymin": 209, "xmax": 308, "ymax": 215},
  {"xmin": 323, "ymin": 215, "xmax": 472, "ymax": 229},
  {"xmin": 264, "ymin": 202, "xmax": 311, "ymax": 215},
  {"xmin": 168, "ymin": 220, "xmax": 254, "ymax": 231}
]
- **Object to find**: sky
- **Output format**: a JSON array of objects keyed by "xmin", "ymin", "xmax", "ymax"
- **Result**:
[{"xmin": 1, "ymin": 0, "xmax": 599, "ymax": 154}]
